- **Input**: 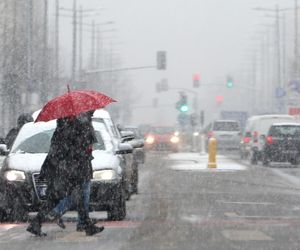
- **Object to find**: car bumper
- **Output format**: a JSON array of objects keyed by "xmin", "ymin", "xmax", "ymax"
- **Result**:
[
  {"xmin": 89, "ymin": 179, "xmax": 122, "ymax": 210},
  {"xmin": 265, "ymin": 149, "xmax": 299, "ymax": 162},
  {"xmin": 145, "ymin": 142, "xmax": 178, "ymax": 151},
  {"xmin": 0, "ymin": 177, "xmax": 122, "ymax": 212}
]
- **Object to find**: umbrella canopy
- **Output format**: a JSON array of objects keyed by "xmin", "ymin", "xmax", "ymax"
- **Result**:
[{"xmin": 35, "ymin": 90, "xmax": 116, "ymax": 122}]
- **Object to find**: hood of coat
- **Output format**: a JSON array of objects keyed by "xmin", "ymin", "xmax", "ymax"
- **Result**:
[{"xmin": 4, "ymin": 150, "xmax": 121, "ymax": 174}]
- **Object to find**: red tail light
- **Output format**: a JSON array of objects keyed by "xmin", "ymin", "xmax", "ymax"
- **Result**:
[
  {"xmin": 266, "ymin": 136, "xmax": 273, "ymax": 145},
  {"xmin": 243, "ymin": 137, "xmax": 251, "ymax": 143},
  {"xmin": 207, "ymin": 131, "xmax": 214, "ymax": 138}
]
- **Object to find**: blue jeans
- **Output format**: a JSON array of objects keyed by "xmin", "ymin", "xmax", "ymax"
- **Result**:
[{"xmin": 53, "ymin": 181, "xmax": 91, "ymax": 226}]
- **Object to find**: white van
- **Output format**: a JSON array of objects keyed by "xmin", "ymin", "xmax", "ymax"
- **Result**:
[{"xmin": 240, "ymin": 114, "xmax": 297, "ymax": 164}]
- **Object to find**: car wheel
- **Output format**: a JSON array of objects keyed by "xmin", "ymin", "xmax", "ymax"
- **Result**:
[
  {"xmin": 7, "ymin": 197, "xmax": 28, "ymax": 222},
  {"xmin": 249, "ymin": 150, "xmax": 258, "ymax": 165},
  {"xmin": 240, "ymin": 151, "xmax": 245, "ymax": 160},
  {"xmin": 0, "ymin": 207, "xmax": 7, "ymax": 222},
  {"xmin": 172, "ymin": 148, "xmax": 178, "ymax": 153},
  {"xmin": 131, "ymin": 164, "xmax": 138, "ymax": 194},
  {"xmin": 107, "ymin": 183, "xmax": 126, "ymax": 221},
  {"xmin": 262, "ymin": 158, "xmax": 269, "ymax": 166},
  {"xmin": 290, "ymin": 156, "xmax": 300, "ymax": 166}
]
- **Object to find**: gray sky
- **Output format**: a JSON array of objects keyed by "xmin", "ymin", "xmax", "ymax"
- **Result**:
[{"xmin": 55, "ymin": 0, "xmax": 293, "ymax": 126}]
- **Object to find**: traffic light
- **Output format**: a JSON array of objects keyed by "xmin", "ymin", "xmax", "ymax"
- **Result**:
[
  {"xmin": 193, "ymin": 74, "xmax": 200, "ymax": 88},
  {"xmin": 157, "ymin": 51, "xmax": 167, "ymax": 70},
  {"xmin": 226, "ymin": 75, "xmax": 234, "ymax": 88},
  {"xmin": 200, "ymin": 110, "xmax": 204, "ymax": 126},
  {"xmin": 155, "ymin": 79, "xmax": 168, "ymax": 92},
  {"xmin": 176, "ymin": 92, "xmax": 189, "ymax": 112}
]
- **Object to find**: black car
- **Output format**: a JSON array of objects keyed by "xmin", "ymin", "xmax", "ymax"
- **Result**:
[{"xmin": 262, "ymin": 123, "xmax": 300, "ymax": 166}]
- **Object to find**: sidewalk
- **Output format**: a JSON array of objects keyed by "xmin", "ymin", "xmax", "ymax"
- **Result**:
[{"xmin": 166, "ymin": 152, "xmax": 247, "ymax": 172}]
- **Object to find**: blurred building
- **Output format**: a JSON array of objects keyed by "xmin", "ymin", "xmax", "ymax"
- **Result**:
[{"xmin": 0, "ymin": 0, "xmax": 46, "ymax": 135}]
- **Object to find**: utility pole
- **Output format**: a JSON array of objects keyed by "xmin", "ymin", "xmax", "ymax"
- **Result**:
[
  {"xmin": 89, "ymin": 20, "xmax": 96, "ymax": 69},
  {"xmin": 275, "ymin": 5, "xmax": 281, "ymax": 90},
  {"xmin": 1, "ymin": 0, "xmax": 8, "ymax": 134},
  {"xmin": 252, "ymin": 52, "xmax": 257, "ymax": 114},
  {"xmin": 55, "ymin": 0, "xmax": 59, "ymax": 95},
  {"xmin": 26, "ymin": 0, "xmax": 33, "ymax": 108},
  {"xmin": 41, "ymin": 0, "xmax": 48, "ymax": 103},
  {"xmin": 96, "ymin": 25, "xmax": 102, "ymax": 69},
  {"xmin": 295, "ymin": 0, "xmax": 299, "ymax": 76},
  {"xmin": 71, "ymin": 0, "xmax": 77, "ymax": 88},
  {"xmin": 78, "ymin": 5, "xmax": 83, "ymax": 80}
]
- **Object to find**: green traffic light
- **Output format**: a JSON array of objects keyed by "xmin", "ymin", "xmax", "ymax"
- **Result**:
[
  {"xmin": 180, "ymin": 105, "xmax": 189, "ymax": 112},
  {"xmin": 227, "ymin": 81, "xmax": 233, "ymax": 88}
]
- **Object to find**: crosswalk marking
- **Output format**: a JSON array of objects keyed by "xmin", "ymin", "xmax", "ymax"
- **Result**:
[{"xmin": 222, "ymin": 230, "xmax": 273, "ymax": 241}]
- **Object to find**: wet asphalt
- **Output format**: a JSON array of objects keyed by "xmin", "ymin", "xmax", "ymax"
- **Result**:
[{"xmin": 1, "ymin": 151, "xmax": 300, "ymax": 249}]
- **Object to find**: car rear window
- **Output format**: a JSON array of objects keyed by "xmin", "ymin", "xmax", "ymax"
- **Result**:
[
  {"xmin": 150, "ymin": 127, "xmax": 175, "ymax": 135},
  {"xmin": 269, "ymin": 125, "xmax": 300, "ymax": 137},
  {"xmin": 213, "ymin": 122, "xmax": 240, "ymax": 131}
]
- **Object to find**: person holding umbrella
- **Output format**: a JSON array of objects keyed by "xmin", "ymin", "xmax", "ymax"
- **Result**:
[{"xmin": 27, "ymin": 89, "xmax": 115, "ymax": 236}]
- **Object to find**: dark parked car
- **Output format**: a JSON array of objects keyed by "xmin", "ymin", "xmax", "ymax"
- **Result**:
[
  {"xmin": 0, "ymin": 120, "xmax": 132, "ymax": 222},
  {"xmin": 119, "ymin": 125, "xmax": 145, "ymax": 194},
  {"xmin": 262, "ymin": 123, "xmax": 300, "ymax": 166},
  {"xmin": 121, "ymin": 126, "xmax": 145, "ymax": 164}
]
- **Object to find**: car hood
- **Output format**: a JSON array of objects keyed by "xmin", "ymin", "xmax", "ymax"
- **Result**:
[{"xmin": 5, "ymin": 150, "xmax": 121, "ymax": 173}]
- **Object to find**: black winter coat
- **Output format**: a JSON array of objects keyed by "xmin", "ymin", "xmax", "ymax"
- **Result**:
[
  {"xmin": 39, "ymin": 116, "xmax": 97, "ymax": 199},
  {"xmin": 71, "ymin": 115, "xmax": 97, "ymax": 183},
  {"xmin": 39, "ymin": 119, "xmax": 76, "ymax": 199}
]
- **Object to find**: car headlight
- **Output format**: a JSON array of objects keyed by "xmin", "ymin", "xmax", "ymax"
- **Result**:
[
  {"xmin": 4, "ymin": 170, "xmax": 26, "ymax": 182},
  {"xmin": 92, "ymin": 169, "xmax": 117, "ymax": 181},
  {"xmin": 170, "ymin": 136, "xmax": 180, "ymax": 144},
  {"xmin": 145, "ymin": 136, "xmax": 155, "ymax": 144}
]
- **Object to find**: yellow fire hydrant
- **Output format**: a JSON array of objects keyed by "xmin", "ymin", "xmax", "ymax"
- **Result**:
[{"xmin": 207, "ymin": 137, "xmax": 217, "ymax": 168}]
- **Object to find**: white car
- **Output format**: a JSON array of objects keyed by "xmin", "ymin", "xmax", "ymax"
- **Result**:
[
  {"xmin": 0, "ymin": 120, "xmax": 132, "ymax": 221},
  {"xmin": 203, "ymin": 120, "xmax": 241, "ymax": 150}
]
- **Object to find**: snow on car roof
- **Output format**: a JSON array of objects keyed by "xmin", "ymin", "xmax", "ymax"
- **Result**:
[
  {"xmin": 271, "ymin": 122, "xmax": 300, "ymax": 126},
  {"xmin": 214, "ymin": 120, "xmax": 239, "ymax": 123},
  {"xmin": 93, "ymin": 109, "xmax": 111, "ymax": 119},
  {"xmin": 248, "ymin": 115, "xmax": 296, "ymax": 121}
]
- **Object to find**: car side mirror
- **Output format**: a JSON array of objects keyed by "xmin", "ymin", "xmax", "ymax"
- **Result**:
[
  {"xmin": 0, "ymin": 144, "xmax": 9, "ymax": 156},
  {"xmin": 120, "ymin": 131, "xmax": 135, "ymax": 142},
  {"xmin": 116, "ymin": 143, "xmax": 133, "ymax": 154},
  {"xmin": 130, "ymin": 139, "xmax": 144, "ymax": 148}
]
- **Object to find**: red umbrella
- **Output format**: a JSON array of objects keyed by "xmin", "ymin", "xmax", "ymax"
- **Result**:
[{"xmin": 35, "ymin": 89, "xmax": 116, "ymax": 122}]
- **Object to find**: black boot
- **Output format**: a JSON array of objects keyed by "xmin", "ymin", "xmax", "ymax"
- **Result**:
[
  {"xmin": 57, "ymin": 218, "xmax": 66, "ymax": 229},
  {"xmin": 85, "ymin": 224, "xmax": 104, "ymax": 236},
  {"xmin": 26, "ymin": 219, "xmax": 46, "ymax": 237},
  {"xmin": 76, "ymin": 218, "xmax": 97, "ymax": 232},
  {"xmin": 47, "ymin": 211, "xmax": 65, "ymax": 229}
]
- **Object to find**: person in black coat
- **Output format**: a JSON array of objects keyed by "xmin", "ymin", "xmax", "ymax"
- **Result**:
[
  {"xmin": 27, "ymin": 113, "xmax": 104, "ymax": 236},
  {"xmin": 5, "ymin": 113, "xmax": 33, "ymax": 149},
  {"xmin": 50, "ymin": 111, "xmax": 102, "ymax": 232},
  {"xmin": 26, "ymin": 117, "xmax": 75, "ymax": 236}
]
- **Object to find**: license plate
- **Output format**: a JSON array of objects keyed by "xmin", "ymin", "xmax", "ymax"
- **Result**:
[
  {"xmin": 37, "ymin": 186, "xmax": 47, "ymax": 197},
  {"xmin": 282, "ymin": 150, "xmax": 297, "ymax": 154}
]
